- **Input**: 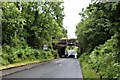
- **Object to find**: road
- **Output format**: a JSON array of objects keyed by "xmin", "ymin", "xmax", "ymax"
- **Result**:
[{"xmin": 2, "ymin": 58, "xmax": 83, "ymax": 79}]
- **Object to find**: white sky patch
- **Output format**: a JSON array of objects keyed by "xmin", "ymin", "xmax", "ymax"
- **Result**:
[{"xmin": 63, "ymin": 0, "xmax": 91, "ymax": 39}]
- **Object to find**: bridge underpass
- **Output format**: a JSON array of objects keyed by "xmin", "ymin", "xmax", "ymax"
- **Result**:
[{"xmin": 57, "ymin": 39, "xmax": 79, "ymax": 58}]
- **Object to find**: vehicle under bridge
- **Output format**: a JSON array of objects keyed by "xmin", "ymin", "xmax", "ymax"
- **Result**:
[{"xmin": 56, "ymin": 38, "xmax": 79, "ymax": 58}]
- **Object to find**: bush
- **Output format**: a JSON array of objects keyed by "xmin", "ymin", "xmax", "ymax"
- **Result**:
[
  {"xmin": 84, "ymin": 36, "xmax": 120, "ymax": 78},
  {"xmin": 1, "ymin": 44, "xmax": 55, "ymax": 66}
]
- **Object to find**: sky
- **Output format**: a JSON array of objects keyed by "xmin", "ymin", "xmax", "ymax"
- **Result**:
[{"xmin": 63, "ymin": 0, "xmax": 91, "ymax": 39}]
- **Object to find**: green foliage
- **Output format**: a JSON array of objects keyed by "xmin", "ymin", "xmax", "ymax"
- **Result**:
[
  {"xmin": 50, "ymin": 49, "xmax": 59, "ymax": 59},
  {"xmin": 2, "ymin": 2, "xmax": 67, "ymax": 66},
  {"xmin": 79, "ymin": 35, "xmax": 119, "ymax": 79},
  {"xmin": 1, "ymin": 44, "xmax": 55, "ymax": 65},
  {"xmin": 78, "ymin": 57, "xmax": 100, "ymax": 78},
  {"xmin": 88, "ymin": 36, "xmax": 119, "ymax": 78},
  {"xmin": 76, "ymin": 2, "xmax": 120, "ymax": 53},
  {"xmin": 76, "ymin": 2, "xmax": 120, "ymax": 79},
  {"xmin": 2, "ymin": 2, "xmax": 66, "ymax": 48}
]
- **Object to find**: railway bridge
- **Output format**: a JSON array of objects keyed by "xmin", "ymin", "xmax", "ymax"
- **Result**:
[{"xmin": 57, "ymin": 38, "xmax": 79, "ymax": 58}]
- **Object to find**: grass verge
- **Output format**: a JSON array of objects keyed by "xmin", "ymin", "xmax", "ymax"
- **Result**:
[
  {"xmin": 78, "ymin": 57, "xmax": 100, "ymax": 79},
  {"xmin": 0, "ymin": 58, "xmax": 53, "ymax": 70}
]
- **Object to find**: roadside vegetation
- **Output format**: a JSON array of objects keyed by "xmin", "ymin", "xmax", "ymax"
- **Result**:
[
  {"xmin": 1, "ymin": 2, "xmax": 67, "ymax": 69},
  {"xmin": 78, "ymin": 57, "xmax": 100, "ymax": 78},
  {"xmin": 76, "ymin": 2, "xmax": 120, "ymax": 79}
]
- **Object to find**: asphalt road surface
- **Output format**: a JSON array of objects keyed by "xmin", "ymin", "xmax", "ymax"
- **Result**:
[{"xmin": 3, "ymin": 58, "xmax": 83, "ymax": 78}]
